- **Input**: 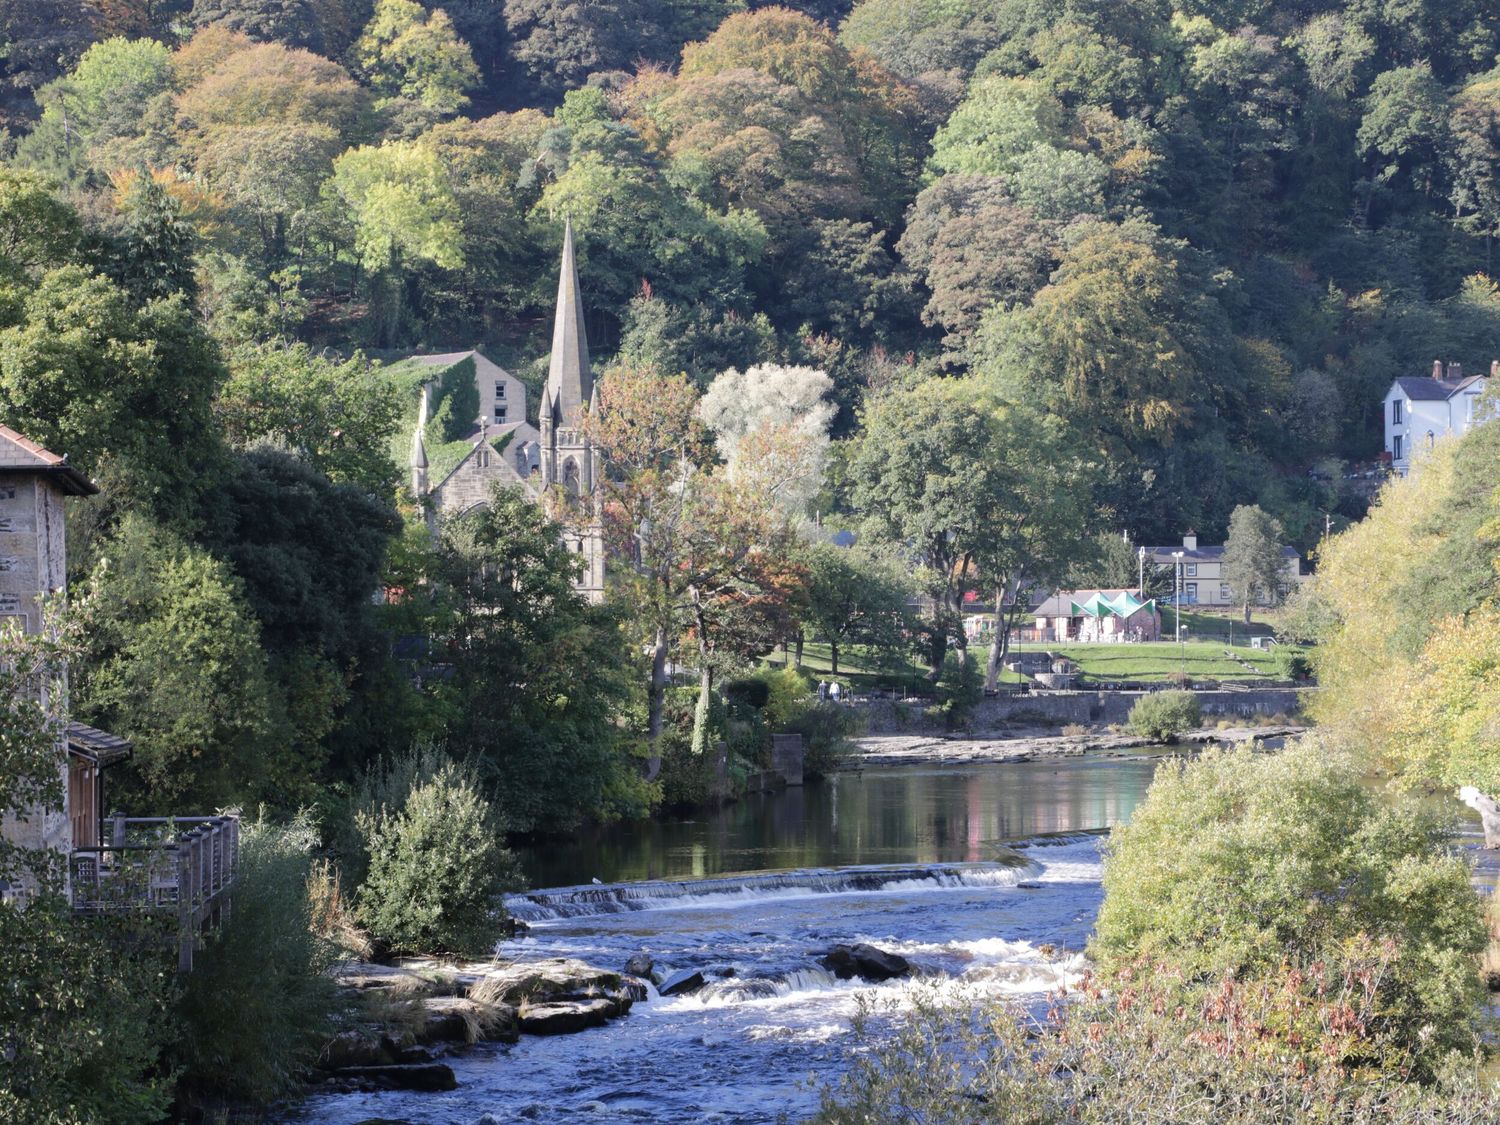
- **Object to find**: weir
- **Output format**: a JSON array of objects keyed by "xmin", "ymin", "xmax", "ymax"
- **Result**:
[{"xmin": 504, "ymin": 858, "xmax": 1037, "ymax": 921}]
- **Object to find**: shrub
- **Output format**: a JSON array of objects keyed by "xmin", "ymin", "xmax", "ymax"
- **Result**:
[
  {"xmin": 1126, "ymin": 689, "xmax": 1201, "ymax": 741},
  {"xmin": 1276, "ymin": 644, "xmax": 1314, "ymax": 680},
  {"xmin": 174, "ymin": 813, "xmax": 338, "ymax": 1110},
  {"xmin": 356, "ymin": 758, "xmax": 521, "ymax": 956},
  {"xmin": 722, "ymin": 675, "xmax": 771, "ymax": 711},
  {"xmin": 815, "ymin": 965, "xmax": 1500, "ymax": 1124},
  {"xmin": 1092, "ymin": 741, "xmax": 1486, "ymax": 1068}
]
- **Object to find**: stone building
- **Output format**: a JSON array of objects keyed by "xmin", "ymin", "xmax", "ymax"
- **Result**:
[{"xmin": 407, "ymin": 220, "xmax": 606, "ymax": 603}]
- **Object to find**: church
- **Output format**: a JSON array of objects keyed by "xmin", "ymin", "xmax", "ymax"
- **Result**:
[{"xmin": 405, "ymin": 220, "xmax": 606, "ymax": 603}]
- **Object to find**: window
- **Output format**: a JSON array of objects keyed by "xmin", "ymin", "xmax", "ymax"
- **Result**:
[
  {"xmin": 1392, "ymin": 398, "xmax": 1403, "ymax": 424},
  {"xmin": 1220, "ymin": 584, "xmax": 1230, "ymax": 601},
  {"xmin": 563, "ymin": 457, "xmax": 581, "ymax": 495},
  {"xmin": 1185, "ymin": 583, "xmax": 1198, "ymax": 603},
  {"xmin": 1185, "ymin": 563, "xmax": 1197, "ymax": 577},
  {"xmin": 494, "ymin": 381, "xmax": 506, "ymax": 401},
  {"xmin": 1426, "ymin": 430, "xmax": 1434, "ymax": 449},
  {"xmin": 1393, "ymin": 434, "xmax": 1403, "ymax": 460},
  {"xmin": 476, "ymin": 448, "xmax": 490, "ymax": 468},
  {"xmin": 496, "ymin": 406, "xmax": 508, "ymax": 424}
]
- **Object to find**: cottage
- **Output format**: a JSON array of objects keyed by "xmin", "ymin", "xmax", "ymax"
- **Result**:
[
  {"xmin": 1382, "ymin": 360, "xmax": 1492, "ymax": 476},
  {"xmin": 404, "ymin": 220, "xmax": 606, "ymax": 603}
]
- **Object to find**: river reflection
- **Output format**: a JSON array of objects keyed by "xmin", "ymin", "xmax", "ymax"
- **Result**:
[{"xmin": 518, "ymin": 755, "xmax": 1164, "ymax": 889}]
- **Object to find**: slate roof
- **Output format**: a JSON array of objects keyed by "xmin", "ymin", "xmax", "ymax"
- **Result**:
[
  {"xmin": 0, "ymin": 425, "xmax": 97, "ymax": 495},
  {"xmin": 1143, "ymin": 544, "xmax": 1299, "ymax": 562},
  {"xmin": 66, "ymin": 722, "xmax": 133, "ymax": 767},
  {"xmin": 1392, "ymin": 375, "xmax": 1486, "ymax": 402}
]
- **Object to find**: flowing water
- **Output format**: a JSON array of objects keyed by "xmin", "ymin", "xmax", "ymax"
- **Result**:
[{"xmin": 297, "ymin": 755, "xmax": 1164, "ymax": 1125}]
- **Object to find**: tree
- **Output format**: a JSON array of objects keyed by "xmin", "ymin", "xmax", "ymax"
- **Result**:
[
  {"xmin": 174, "ymin": 40, "xmax": 369, "ymax": 135},
  {"xmin": 801, "ymin": 543, "xmax": 912, "ymax": 675},
  {"xmin": 584, "ymin": 362, "xmax": 802, "ymax": 774},
  {"xmin": 0, "ymin": 266, "xmax": 225, "ymax": 522},
  {"xmin": 188, "ymin": 0, "xmax": 329, "ymax": 53},
  {"xmin": 1222, "ymin": 503, "xmax": 1286, "ymax": 622},
  {"xmin": 847, "ymin": 377, "xmax": 1029, "ymax": 675},
  {"xmin": 324, "ymin": 138, "xmax": 464, "ymax": 344},
  {"xmin": 15, "ymin": 36, "xmax": 176, "ymax": 182},
  {"xmin": 216, "ymin": 343, "xmax": 402, "ymax": 494},
  {"xmin": 354, "ymin": 0, "xmax": 479, "ymax": 115},
  {"xmin": 699, "ymin": 362, "xmax": 835, "ymax": 518},
  {"xmin": 432, "ymin": 486, "xmax": 639, "ymax": 831}
]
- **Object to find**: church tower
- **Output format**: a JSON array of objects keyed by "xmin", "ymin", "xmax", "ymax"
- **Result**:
[{"xmin": 540, "ymin": 218, "xmax": 606, "ymax": 602}]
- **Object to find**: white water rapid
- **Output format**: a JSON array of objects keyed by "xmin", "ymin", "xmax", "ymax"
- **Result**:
[{"xmin": 295, "ymin": 833, "xmax": 1109, "ymax": 1124}]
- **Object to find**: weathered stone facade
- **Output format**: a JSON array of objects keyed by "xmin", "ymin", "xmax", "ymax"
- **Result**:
[{"xmin": 0, "ymin": 428, "xmax": 96, "ymax": 887}]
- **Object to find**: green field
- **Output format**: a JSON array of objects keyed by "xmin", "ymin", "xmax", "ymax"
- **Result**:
[{"xmin": 1012, "ymin": 640, "xmax": 1283, "ymax": 682}]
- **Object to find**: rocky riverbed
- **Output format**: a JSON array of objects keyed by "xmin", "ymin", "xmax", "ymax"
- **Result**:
[{"xmin": 850, "ymin": 725, "xmax": 1306, "ymax": 767}]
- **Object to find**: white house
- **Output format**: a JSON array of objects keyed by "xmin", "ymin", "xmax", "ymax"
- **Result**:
[
  {"xmin": 1382, "ymin": 360, "xmax": 1491, "ymax": 476},
  {"xmin": 1142, "ymin": 531, "xmax": 1304, "ymax": 609}
]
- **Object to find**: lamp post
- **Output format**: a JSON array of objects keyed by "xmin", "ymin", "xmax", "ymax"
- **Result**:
[
  {"xmin": 1137, "ymin": 545, "xmax": 1146, "ymax": 596},
  {"xmin": 1172, "ymin": 550, "xmax": 1185, "ymax": 680}
]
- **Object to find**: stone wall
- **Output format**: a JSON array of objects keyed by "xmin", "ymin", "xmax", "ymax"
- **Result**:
[{"xmin": 859, "ymin": 686, "xmax": 1312, "ymax": 734}]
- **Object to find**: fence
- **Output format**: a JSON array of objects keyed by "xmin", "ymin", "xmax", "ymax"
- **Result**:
[{"xmin": 70, "ymin": 814, "xmax": 240, "ymax": 971}]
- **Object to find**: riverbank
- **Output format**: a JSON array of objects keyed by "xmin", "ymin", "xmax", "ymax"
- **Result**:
[{"xmin": 850, "ymin": 724, "xmax": 1308, "ymax": 767}]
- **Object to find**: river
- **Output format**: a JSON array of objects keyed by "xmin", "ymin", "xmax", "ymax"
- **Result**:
[{"xmin": 297, "ymin": 754, "xmax": 1164, "ymax": 1125}]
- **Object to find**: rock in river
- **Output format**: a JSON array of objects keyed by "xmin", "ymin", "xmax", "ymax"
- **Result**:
[
  {"xmin": 819, "ymin": 943, "xmax": 911, "ymax": 982},
  {"xmin": 519, "ymin": 998, "xmax": 617, "ymax": 1035},
  {"xmin": 657, "ymin": 969, "xmax": 706, "ymax": 997}
]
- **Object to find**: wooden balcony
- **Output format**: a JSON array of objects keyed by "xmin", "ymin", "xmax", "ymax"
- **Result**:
[{"xmin": 70, "ymin": 814, "xmax": 240, "ymax": 971}]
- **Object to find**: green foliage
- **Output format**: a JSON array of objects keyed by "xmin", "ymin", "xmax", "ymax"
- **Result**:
[
  {"xmin": 1275, "ymin": 644, "xmax": 1313, "ymax": 681},
  {"xmin": 1223, "ymin": 503, "xmax": 1288, "ymax": 619},
  {"xmin": 1093, "ymin": 742, "xmax": 1487, "ymax": 1066},
  {"xmin": 431, "ymin": 484, "xmax": 638, "ymax": 832},
  {"xmin": 355, "ymin": 0, "xmax": 480, "ymax": 114},
  {"xmin": 326, "ymin": 139, "xmax": 464, "ymax": 273},
  {"xmin": 815, "ymin": 965, "xmax": 1500, "ymax": 1123},
  {"xmin": 78, "ymin": 513, "xmax": 280, "ymax": 811},
  {"xmin": 0, "ymin": 608, "xmax": 176, "ymax": 1125},
  {"xmin": 1126, "ymin": 689, "xmax": 1202, "ymax": 741},
  {"xmin": 355, "ymin": 752, "xmax": 521, "ymax": 955},
  {"xmin": 935, "ymin": 651, "xmax": 982, "ymax": 730},
  {"xmin": 0, "ymin": 898, "xmax": 176, "ymax": 1125},
  {"xmin": 173, "ymin": 813, "xmax": 338, "ymax": 1109}
]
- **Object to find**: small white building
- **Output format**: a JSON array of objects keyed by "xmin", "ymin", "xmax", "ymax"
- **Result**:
[{"xmin": 1382, "ymin": 360, "xmax": 1491, "ymax": 476}]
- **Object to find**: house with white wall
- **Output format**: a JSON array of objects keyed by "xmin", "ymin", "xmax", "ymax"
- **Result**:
[
  {"xmin": 1142, "ymin": 531, "xmax": 1304, "ymax": 609},
  {"xmin": 1383, "ymin": 360, "xmax": 1491, "ymax": 475}
]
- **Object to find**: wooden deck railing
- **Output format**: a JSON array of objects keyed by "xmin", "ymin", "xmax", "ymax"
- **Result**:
[{"xmin": 70, "ymin": 814, "xmax": 240, "ymax": 971}]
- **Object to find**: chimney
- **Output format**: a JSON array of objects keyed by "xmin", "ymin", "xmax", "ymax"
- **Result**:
[
  {"xmin": 1447, "ymin": 361, "xmax": 1462, "ymax": 381},
  {"xmin": 1182, "ymin": 530, "xmax": 1197, "ymax": 550},
  {"xmin": 1433, "ymin": 359, "xmax": 1443, "ymax": 379}
]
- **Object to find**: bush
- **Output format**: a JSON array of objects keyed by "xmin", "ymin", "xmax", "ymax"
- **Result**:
[
  {"xmin": 1092, "ymin": 742, "xmax": 1486, "ymax": 1069},
  {"xmin": 1276, "ymin": 644, "xmax": 1314, "ymax": 680},
  {"xmin": 0, "ymin": 897, "xmax": 175, "ymax": 1125},
  {"xmin": 356, "ymin": 757, "xmax": 521, "ymax": 956},
  {"xmin": 1126, "ymin": 689, "xmax": 1201, "ymax": 741},
  {"xmin": 722, "ymin": 676, "xmax": 771, "ymax": 711},
  {"xmin": 174, "ymin": 813, "xmax": 338, "ymax": 1110},
  {"xmin": 816, "ymin": 965, "xmax": 1500, "ymax": 1124}
]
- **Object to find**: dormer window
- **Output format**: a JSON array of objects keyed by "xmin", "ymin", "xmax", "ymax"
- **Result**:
[{"xmin": 1392, "ymin": 399, "xmax": 1403, "ymax": 424}]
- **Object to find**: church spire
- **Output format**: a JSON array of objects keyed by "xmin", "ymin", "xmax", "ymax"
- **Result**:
[{"xmin": 545, "ymin": 217, "xmax": 592, "ymax": 430}]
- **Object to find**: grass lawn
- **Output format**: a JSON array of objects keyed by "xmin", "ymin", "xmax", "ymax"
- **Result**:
[
  {"xmin": 1012, "ymin": 641, "xmax": 1282, "ymax": 682},
  {"xmin": 769, "ymin": 641, "xmax": 1028, "ymax": 689},
  {"xmin": 1168, "ymin": 608, "xmax": 1279, "ymax": 639}
]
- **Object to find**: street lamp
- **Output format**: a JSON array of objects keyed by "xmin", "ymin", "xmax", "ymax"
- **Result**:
[
  {"xmin": 1172, "ymin": 551, "xmax": 1185, "ymax": 679},
  {"xmin": 1172, "ymin": 550, "xmax": 1184, "ymax": 642},
  {"xmin": 1137, "ymin": 545, "xmax": 1147, "ymax": 596}
]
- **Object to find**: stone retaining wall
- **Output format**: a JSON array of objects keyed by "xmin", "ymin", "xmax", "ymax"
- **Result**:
[{"xmin": 860, "ymin": 686, "xmax": 1312, "ymax": 734}]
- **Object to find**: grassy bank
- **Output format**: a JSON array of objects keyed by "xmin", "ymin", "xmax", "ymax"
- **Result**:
[{"xmin": 1011, "ymin": 641, "xmax": 1282, "ymax": 682}]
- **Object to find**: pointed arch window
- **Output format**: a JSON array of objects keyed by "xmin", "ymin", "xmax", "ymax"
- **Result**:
[{"xmin": 563, "ymin": 457, "xmax": 581, "ymax": 495}]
